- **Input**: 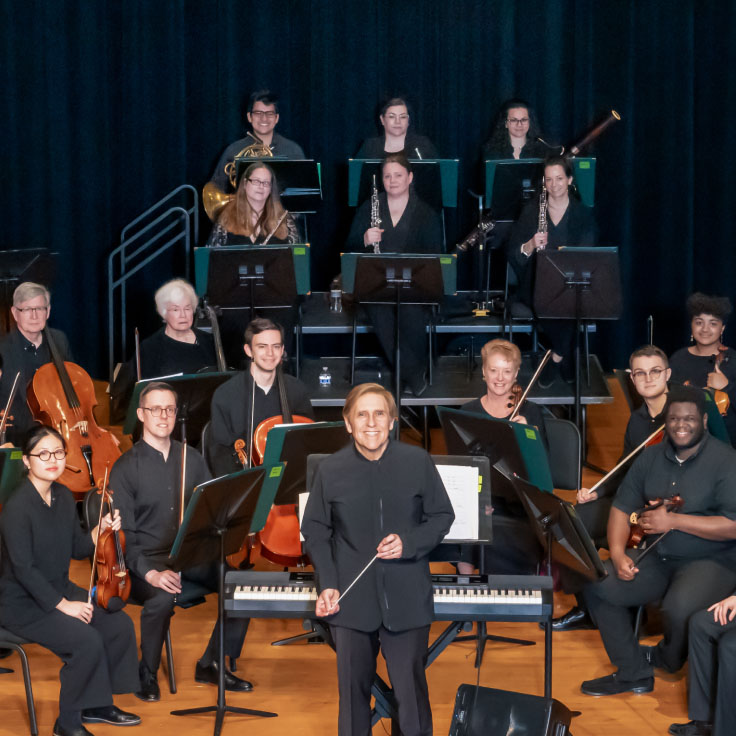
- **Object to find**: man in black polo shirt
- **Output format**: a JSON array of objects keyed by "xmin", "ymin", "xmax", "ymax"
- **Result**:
[
  {"xmin": 0, "ymin": 281, "xmax": 72, "ymax": 443},
  {"xmin": 112, "ymin": 381, "xmax": 252, "ymax": 702},
  {"xmin": 553, "ymin": 345, "xmax": 672, "ymax": 631},
  {"xmin": 580, "ymin": 385, "xmax": 736, "ymax": 696}
]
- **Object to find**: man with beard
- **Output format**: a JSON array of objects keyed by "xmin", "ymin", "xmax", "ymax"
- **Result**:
[{"xmin": 580, "ymin": 386, "xmax": 736, "ymax": 696}]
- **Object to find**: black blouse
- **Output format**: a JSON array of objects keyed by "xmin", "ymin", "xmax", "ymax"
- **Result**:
[
  {"xmin": 355, "ymin": 133, "xmax": 438, "ymax": 159},
  {"xmin": 346, "ymin": 192, "xmax": 443, "ymax": 254},
  {"xmin": 0, "ymin": 479, "xmax": 93, "ymax": 627}
]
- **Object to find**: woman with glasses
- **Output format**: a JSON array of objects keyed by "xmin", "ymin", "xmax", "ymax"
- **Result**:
[
  {"xmin": 0, "ymin": 425, "xmax": 141, "ymax": 736},
  {"xmin": 356, "ymin": 97, "xmax": 438, "ymax": 159},
  {"xmin": 670, "ymin": 293, "xmax": 736, "ymax": 446},
  {"xmin": 507, "ymin": 156, "xmax": 597, "ymax": 385},
  {"xmin": 206, "ymin": 163, "xmax": 300, "ymax": 247},
  {"xmin": 345, "ymin": 153, "xmax": 443, "ymax": 396},
  {"xmin": 481, "ymin": 98, "xmax": 548, "ymax": 160}
]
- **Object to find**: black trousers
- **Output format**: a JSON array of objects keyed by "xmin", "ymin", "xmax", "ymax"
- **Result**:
[
  {"xmin": 583, "ymin": 554, "xmax": 736, "ymax": 680},
  {"xmin": 687, "ymin": 608, "xmax": 736, "ymax": 736},
  {"xmin": 331, "ymin": 624, "xmax": 432, "ymax": 736},
  {"xmin": 8, "ymin": 606, "xmax": 139, "ymax": 714},
  {"xmin": 131, "ymin": 562, "xmax": 249, "ymax": 673},
  {"xmin": 364, "ymin": 304, "xmax": 429, "ymax": 392}
]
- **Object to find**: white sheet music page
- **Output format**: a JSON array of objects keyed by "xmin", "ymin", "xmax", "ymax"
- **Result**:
[{"xmin": 436, "ymin": 464, "xmax": 479, "ymax": 541}]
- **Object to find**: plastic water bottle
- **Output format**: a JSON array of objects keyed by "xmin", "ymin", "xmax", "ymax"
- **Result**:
[{"xmin": 319, "ymin": 365, "xmax": 332, "ymax": 387}]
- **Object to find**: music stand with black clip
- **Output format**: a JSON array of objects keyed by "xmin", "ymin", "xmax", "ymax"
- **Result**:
[
  {"xmin": 499, "ymin": 467, "xmax": 608, "ymax": 698},
  {"xmin": 533, "ymin": 246, "xmax": 622, "ymax": 428},
  {"xmin": 168, "ymin": 466, "xmax": 282, "ymax": 734}
]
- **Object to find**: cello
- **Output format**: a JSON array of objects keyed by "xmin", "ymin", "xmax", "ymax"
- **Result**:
[
  {"xmin": 27, "ymin": 327, "xmax": 121, "ymax": 499},
  {"xmin": 249, "ymin": 364, "xmax": 312, "ymax": 567}
]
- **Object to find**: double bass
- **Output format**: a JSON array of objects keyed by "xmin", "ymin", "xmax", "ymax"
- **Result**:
[{"xmin": 27, "ymin": 327, "xmax": 121, "ymax": 499}]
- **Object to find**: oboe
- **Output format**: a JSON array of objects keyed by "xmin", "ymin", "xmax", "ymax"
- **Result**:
[
  {"xmin": 537, "ymin": 177, "xmax": 548, "ymax": 236},
  {"xmin": 369, "ymin": 175, "xmax": 381, "ymax": 253}
]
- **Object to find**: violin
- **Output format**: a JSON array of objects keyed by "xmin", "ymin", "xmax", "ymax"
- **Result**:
[
  {"xmin": 28, "ymin": 328, "xmax": 121, "ymax": 500},
  {"xmin": 711, "ymin": 346, "xmax": 731, "ymax": 415},
  {"xmin": 627, "ymin": 494, "xmax": 684, "ymax": 549},
  {"xmin": 89, "ymin": 471, "xmax": 130, "ymax": 611}
]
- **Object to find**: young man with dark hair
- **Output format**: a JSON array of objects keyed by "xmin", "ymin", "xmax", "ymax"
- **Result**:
[
  {"xmin": 209, "ymin": 89, "xmax": 306, "ymax": 194},
  {"xmin": 207, "ymin": 318, "xmax": 314, "ymax": 476}
]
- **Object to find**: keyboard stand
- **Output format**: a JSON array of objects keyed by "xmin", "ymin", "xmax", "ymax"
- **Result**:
[{"xmin": 271, "ymin": 619, "xmax": 324, "ymax": 647}]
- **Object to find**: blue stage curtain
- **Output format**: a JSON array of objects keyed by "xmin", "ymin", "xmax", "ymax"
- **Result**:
[{"xmin": 2, "ymin": 0, "xmax": 735, "ymax": 373}]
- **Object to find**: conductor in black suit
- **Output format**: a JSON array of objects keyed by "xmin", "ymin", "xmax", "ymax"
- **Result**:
[{"xmin": 301, "ymin": 383, "xmax": 454, "ymax": 736}]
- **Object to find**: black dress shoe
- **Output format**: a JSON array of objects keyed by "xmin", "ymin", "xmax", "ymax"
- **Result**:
[
  {"xmin": 53, "ymin": 720, "xmax": 93, "ymax": 736},
  {"xmin": 81, "ymin": 705, "xmax": 141, "ymax": 726},
  {"xmin": 668, "ymin": 721, "xmax": 713, "ymax": 736},
  {"xmin": 195, "ymin": 660, "xmax": 253, "ymax": 691},
  {"xmin": 134, "ymin": 662, "xmax": 160, "ymax": 702},
  {"xmin": 580, "ymin": 672, "xmax": 654, "ymax": 696},
  {"xmin": 550, "ymin": 606, "xmax": 596, "ymax": 631}
]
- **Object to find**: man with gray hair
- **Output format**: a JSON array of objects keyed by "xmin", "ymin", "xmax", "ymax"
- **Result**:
[{"xmin": 0, "ymin": 281, "xmax": 72, "ymax": 442}]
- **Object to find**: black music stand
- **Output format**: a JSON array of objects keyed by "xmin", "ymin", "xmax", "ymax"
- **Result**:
[
  {"xmin": 534, "ymin": 247, "xmax": 622, "ymax": 427},
  {"xmin": 0, "ymin": 248, "xmax": 56, "ymax": 333},
  {"xmin": 206, "ymin": 246, "xmax": 298, "ymax": 320},
  {"xmin": 500, "ymin": 469, "xmax": 607, "ymax": 582},
  {"xmin": 123, "ymin": 372, "xmax": 232, "ymax": 444},
  {"xmin": 352, "ymin": 254, "xmax": 445, "ymax": 436},
  {"xmin": 169, "ymin": 467, "xmax": 277, "ymax": 734}
]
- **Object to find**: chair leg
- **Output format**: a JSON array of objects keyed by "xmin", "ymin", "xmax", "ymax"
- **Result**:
[
  {"xmin": 164, "ymin": 628, "xmax": 176, "ymax": 694},
  {"xmin": 10, "ymin": 644, "xmax": 38, "ymax": 736}
]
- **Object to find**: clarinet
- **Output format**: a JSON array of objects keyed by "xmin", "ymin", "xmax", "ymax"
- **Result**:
[
  {"xmin": 369, "ymin": 175, "xmax": 381, "ymax": 253},
  {"xmin": 537, "ymin": 177, "xmax": 548, "ymax": 235}
]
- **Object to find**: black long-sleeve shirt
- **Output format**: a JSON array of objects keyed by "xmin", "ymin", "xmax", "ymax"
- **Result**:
[
  {"xmin": 207, "ymin": 370, "xmax": 314, "ymax": 476},
  {"xmin": 111, "ymin": 439, "xmax": 210, "ymax": 579},
  {"xmin": 301, "ymin": 441, "xmax": 454, "ymax": 632},
  {"xmin": 0, "ymin": 479, "xmax": 92, "ymax": 627},
  {"xmin": 345, "ymin": 192, "xmax": 443, "ymax": 254},
  {"xmin": 460, "ymin": 396, "xmax": 549, "ymax": 449},
  {"xmin": 355, "ymin": 133, "xmax": 438, "ymax": 159},
  {"xmin": 613, "ymin": 434, "xmax": 736, "ymax": 564},
  {"xmin": 0, "ymin": 327, "xmax": 73, "ymax": 441}
]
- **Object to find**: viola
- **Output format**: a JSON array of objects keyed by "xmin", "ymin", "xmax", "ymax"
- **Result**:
[
  {"xmin": 28, "ymin": 328, "xmax": 121, "ymax": 500},
  {"xmin": 712, "ymin": 346, "xmax": 731, "ymax": 416},
  {"xmin": 508, "ymin": 349, "xmax": 552, "ymax": 421},
  {"xmin": 627, "ymin": 494, "xmax": 684, "ymax": 549},
  {"xmin": 89, "ymin": 473, "xmax": 130, "ymax": 610}
]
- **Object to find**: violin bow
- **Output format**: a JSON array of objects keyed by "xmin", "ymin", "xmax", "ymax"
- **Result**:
[
  {"xmin": 588, "ymin": 424, "xmax": 665, "ymax": 494},
  {"xmin": 509, "ymin": 349, "xmax": 553, "ymax": 421},
  {"xmin": 134, "ymin": 328, "xmax": 142, "ymax": 382},
  {"xmin": 87, "ymin": 465, "xmax": 110, "ymax": 603},
  {"xmin": 0, "ymin": 371, "xmax": 21, "ymax": 443}
]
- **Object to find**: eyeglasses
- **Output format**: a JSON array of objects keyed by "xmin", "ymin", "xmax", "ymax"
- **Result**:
[
  {"xmin": 15, "ymin": 306, "xmax": 49, "ymax": 315},
  {"xmin": 507, "ymin": 117, "xmax": 530, "ymax": 125},
  {"xmin": 247, "ymin": 178, "xmax": 272, "ymax": 189},
  {"xmin": 250, "ymin": 110, "xmax": 277, "ymax": 119},
  {"xmin": 142, "ymin": 406, "xmax": 178, "ymax": 417},
  {"xmin": 630, "ymin": 368, "xmax": 667, "ymax": 381},
  {"xmin": 28, "ymin": 449, "xmax": 67, "ymax": 462}
]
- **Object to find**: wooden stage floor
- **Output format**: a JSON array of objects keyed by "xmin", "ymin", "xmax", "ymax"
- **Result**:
[{"xmin": 1, "ymin": 379, "xmax": 690, "ymax": 736}]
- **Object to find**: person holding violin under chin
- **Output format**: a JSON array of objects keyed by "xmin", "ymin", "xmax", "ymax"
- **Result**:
[
  {"xmin": 669, "ymin": 292, "xmax": 736, "ymax": 447},
  {"xmin": 579, "ymin": 386, "xmax": 736, "ymax": 698},
  {"xmin": 0, "ymin": 426, "xmax": 140, "ymax": 736},
  {"xmin": 456, "ymin": 339, "xmax": 548, "ymax": 576}
]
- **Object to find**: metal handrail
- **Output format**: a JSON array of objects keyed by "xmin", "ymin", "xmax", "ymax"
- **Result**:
[{"xmin": 108, "ymin": 185, "xmax": 199, "ymax": 385}]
